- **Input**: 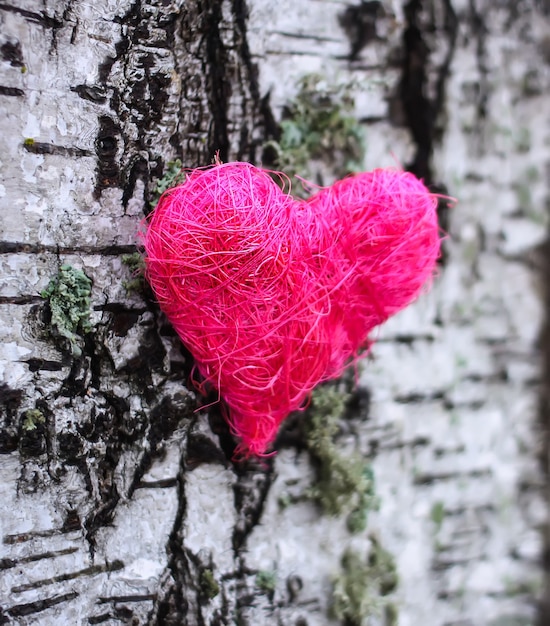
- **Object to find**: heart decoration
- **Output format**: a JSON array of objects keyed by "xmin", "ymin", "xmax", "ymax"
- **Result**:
[{"xmin": 143, "ymin": 162, "xmax": 441, "ymax": 457}]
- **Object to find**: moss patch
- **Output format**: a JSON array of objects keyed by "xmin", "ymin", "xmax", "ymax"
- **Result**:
[
  {"xmin": 431, "ymin": 501, "xmax": 445, "ymax": 532},
  {"xmin": 21, "ymin": 409, "xmax": 45, "ymax": 432},
  {"xmin": 41, "ymin": 265, "xmax": 92, "ymax": 357},
  {"xmin": 256, "ymin": 570, "xmax": 277, "ymax": 594},
  {"xmin": 200, "ymin": 569, "xmax": 220, "ymax": 600},
  {"xmin": 264, "ymin": 74, "xmax": 365, "ymax": 192},
  {"xmin": 150, "ymin": 159, "xmax": 185, "ymax": 208},
  {"xmin": 121, "ymin": 252, "xmax": 146, "ymax": 293},
  {"xmin": 305, "ymin": 384, "xmax": 377, "ymax": 533},
  {"xmin": 332, "ymin": 537, "xmax": 399, "ymax": 626}
]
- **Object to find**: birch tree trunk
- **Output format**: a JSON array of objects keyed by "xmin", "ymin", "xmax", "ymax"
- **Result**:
[{"xmin": 1, "ymin": 1, "xmax": 549, "ymax": 625}]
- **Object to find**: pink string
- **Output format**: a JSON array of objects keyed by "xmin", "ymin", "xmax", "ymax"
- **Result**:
[{"xmin": 142, "ymin": 162, "xmax": 442, "ymax": 457}]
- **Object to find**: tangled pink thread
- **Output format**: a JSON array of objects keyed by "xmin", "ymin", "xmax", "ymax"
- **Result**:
[{"xmin": 143, "ymin": 162, "xmax": 441, "ymax": 457}]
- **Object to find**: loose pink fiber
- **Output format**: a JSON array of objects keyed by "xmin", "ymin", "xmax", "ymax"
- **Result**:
[{"xmin": 143, "ymin": 162, "xmax": 441, "ymax": 457}]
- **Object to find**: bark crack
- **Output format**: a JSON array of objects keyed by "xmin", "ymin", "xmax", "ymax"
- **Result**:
[{"xmin": 400, "ymin": 0, "xmax": 458, "ymax": 184}]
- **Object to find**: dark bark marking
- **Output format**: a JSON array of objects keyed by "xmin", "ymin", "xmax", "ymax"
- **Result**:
[
  {"xmin": 231, "ymin": 0, "xmax": 264, "ymax": 161},
  {"xmin": 6, "ymin": 592, "xmax": 79, "ymax": 617},
  {"xmin": 98, "ymin": 594, "xmax": 157, "ymax": 603},
  {"xmin": 136, "ymin": 478, "xmax": 178, "ymax": 489},
  {"xmin": 94, "ymin": 0, "xmax": 181, "ymax": 205},
  {"xmin": 122, "ymin": 156, "xmax": 148, "ymax": 207},
  {"xmin": 0, "ymin": 85, "xmax": 24, "ymax": 96},
  {"xmin": 0, "ymin": 385, "xmax": 22, "ymax": 413},
  {"xmin": 0, "ymin": 295, "xmax": 42, "ymax": 305},
  {"xmin": 94, "ymin": 116, "xmax": 122, "ymax": 199},
  {"xmin": 62, "ymin": 509, "xmax": 82, "ymax": 533},
  {"xmin": 0, "ymin": 546, "xmax": 78, "ymax": 570},
  {"xmin": 126, "ymin": 390, "xmax": 197, "ymax": 499},
  {"xmin": 0, "ymin": 3, "xmax": 63, "ymax": 28},
  {"xmin": 93, "ymin": 303, "xmax": 148, "ymax": 315},
  {"xmin": 203, "ymin": 1, "xmax": 231, "ymax": 162},
  {"xmin": 25, "ymin": 358, "xmax": 68, "ymax": 372},
  {"xmin": 468, "ymin": 0, "xmax": 489, "ymax": 124},
  {"xmin": 399, "ymin": 0, "xmax": 457, "ymax": 183},
  {"xmin": 3, "ymin": 522, "xmax": 80, "ymax": 544},
  {"xmin": 1, "ymin": 39, "xmax": 24, "ymax": 66},
  {"xmin": 101, "ymin": 309, "xmax": 141, "ymax": 337},
  {"xmin": 186, "ymin": 431, "xmax": 230, "ymax": 470},
  {"xmin": 149, "ymin": 457, "xmax": 194, "ymax": 625},
  {"xmin": 259, "ymin": 92, "xmax": 280, "ymax": 145},
  {"xmin": 375, "ymin": 436, "xmax": 431, "ymax": 453},
  {"xmin": 232, "ymin": 462, "xmax": 274, "ymax": 553},
  {"xmin": 11, "ymin": 560, "xmax": 124, "ymax": 593},
  {"xmin": 206, "ymin": 402, "xmax": 239, "ymax": 460},
  {"xmin": 170, "ymin": 0, "xmax": 273, "ymax": 168},
  {"xmin": 268, "ymin": 30, "xmax": 341, "ymax": 42},
  {"xmin": 539, "ymin": 231, "xmax": 550, "ymax": 623},
  {"xmin": 343, "ymin": 385, "xmax": 371, "ymax": 422},
  {"xmin": 0, "ymin": 241, "xmax": 137, "ymax": 255},
  {"xmin": 395, "ymin": 0, "xmax": 457, "ymax": 262},
  {"xmin": 23, "ymin": 141, "xmax": 92, "ymax": 158},
  {"xmin": 71, "ymin": 84, "xmax": 108, "ymax": 104},
  {"xmin": 394, "ymin": 391, "xmax": 446, "ymax": 404},
  {"xmin": 83, "ymin": 474, "xmax": 121, "ymax": 553},
  {"xmin": 0, "ymin": 384, "xmax": 22, "ymax": 454},
  {"xmin": 88, "ymin": 613, "xmax": 113, "ymax": 624},
  {"xmin": 338, "ymin": 0, "xmax": 384, "ymax": 60},
  {"xmin": 413, "ymin": 467, "xmax": 492, "ymax": 486},
  {"xmin": 57, "ymin": 430, "xmax": 84, "ymax": 461},
  {"xmin": 431, "ymin": 557, "xmax": 476, "ymax": 571}
]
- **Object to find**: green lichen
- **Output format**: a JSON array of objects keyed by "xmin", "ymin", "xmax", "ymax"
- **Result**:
[
  {"xmin": 488, "ymin": 617, "xmax": 536, "ymax": 626},
  {"xmin": 524, "ymin": 166, "xmax": 540, "ymax": 183},
  {"xmin": 455, "ymin": 354, "xmax": 468, "ymax": 369},
  {"xmin": 256, "ymin": 570, "xmax": 277, "ymax": 594},
  {"xmin": 150, "ymin": 159, "xmax": 185, "ymax": 208},
  {"xmin": 264, "ymin": 74, "xmax": 365, "ymax": 193},
  {"xmin": 515, "ymin": 127, "xmax": 531, "ymax": 153},
  {"xmin": 331, "ymin": 538, "xmax": 399, "ymax": 626},
  {"xmin": 23, "ymin": 137, "xmax": 34, "ymax": 146},
  {"xmin": 200, "ymin": 569, "xmax": 220, "ymax": 600},
  {"xmin": 277, "ymin": 492, "xmax": 292, "ymax": 510},
  {"xmin": 431, "ymin": 501, "xmax": 445, "ymax": 532},
  {"xmin": 502, "ymin": 575, "xmax": 542, "ymax": 598},
  {"xmin": 121, "ymin": 252, "xmax": 144, "ymax": 273},
  {"xmin": 306, "ymin": 385, "xmax": 377, "ymax": 533},
  {"xmin": 21, "ymin": 409, "xmax": 45, "ymax": 432},
  {"xmin": 41, "ymin": 265, "xmax": 92, "ymax": 357},
  {"xmin": 385, "ymin": 602, "xmax": 399, "ymax": 626},
  {"xmin": 520, "ymin": 182, "xmax": 535, "ymax": 207}
]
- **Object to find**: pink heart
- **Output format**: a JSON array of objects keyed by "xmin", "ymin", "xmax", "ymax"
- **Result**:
[{"xmin": 143, "ymin": 162, "xmax": 440, "ymax": 456}]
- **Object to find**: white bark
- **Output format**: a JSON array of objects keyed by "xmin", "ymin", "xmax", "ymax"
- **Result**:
[{"xmin": 1, "ymin": 0, "xmax": 549, "ymax": 624}]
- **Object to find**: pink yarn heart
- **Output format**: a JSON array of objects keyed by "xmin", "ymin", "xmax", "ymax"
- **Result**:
[{"xmin": 143, "ymin": 162, "xmax": 440, "ymax": 456}]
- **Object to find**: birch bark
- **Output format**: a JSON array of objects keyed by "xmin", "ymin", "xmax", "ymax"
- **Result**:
[{"xmin": 0, "ymin": 1, "xmax": 549, "ymax": 625}]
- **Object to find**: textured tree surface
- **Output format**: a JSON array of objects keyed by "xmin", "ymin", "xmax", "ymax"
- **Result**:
[{"xmin": 0, "ymin": 1, "xmax": 549, "ymax": 625}]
